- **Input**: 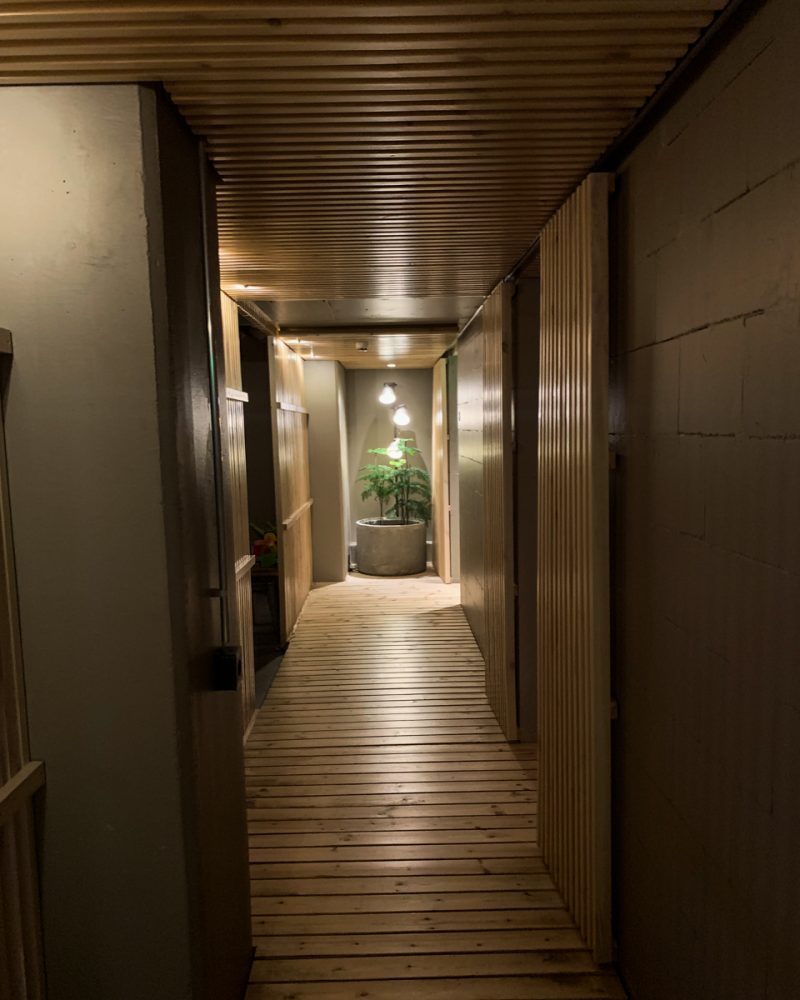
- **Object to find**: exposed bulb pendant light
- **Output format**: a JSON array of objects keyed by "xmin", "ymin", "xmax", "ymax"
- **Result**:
[
  {"xmin": 387, "ymin": 438, "xmax": 403, "ymax": 460},
  {"xmin": 378, "ymin": 382, "xmax": 397, "ymax": 405},
  {"xmin": 393, "ymin": 404, "xmax": 411, "ymax": 427}
]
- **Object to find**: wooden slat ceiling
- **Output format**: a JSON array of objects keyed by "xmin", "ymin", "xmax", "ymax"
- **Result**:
[
  {"xmin": 277, "ymin": 326, "xmax": 457, "ymax": 369},
  {"xmin": 0, "ymin": 1, "xmax": 727, "ymax": 314}
]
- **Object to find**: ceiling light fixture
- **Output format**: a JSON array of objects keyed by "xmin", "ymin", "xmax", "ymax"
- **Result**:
[
  {"xmin": 393, "ymin": 404, "xmax": 411, "ymax": 427},
  {"xmin": 378, "ymin": 382, "xmax": 397, "ymax": 405}
]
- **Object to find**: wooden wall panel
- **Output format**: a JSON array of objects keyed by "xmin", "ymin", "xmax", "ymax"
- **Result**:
[
  {"xmin": 457, "ymin": 319, "xmax": 486, "ymax": 657},
  {"xmin": 0, "ymin": 343, "xmax": 45, "ymax": 1000},
  {"xmin": 431, "ymin": 358, "xmax": 451, "ymax": 583},
  {"xmin": 457, "ymin": 286, "xmax": 516, "ymax": 740},
  {"xmin": 221, "ymin": 293, "xmax": 256, "ymax": 733},
  {"xmin": 270, "ymin": 338, "xmax": 313, "ymax": 642},
  {"xmin": 221, "ymin": 291, "xmax": 242, "ymax": 391},
  {"xmin": 537, "ymin": 173, "xmax": 612, "ymax": 962},
  {"xmin": 482, "ymin": 283, "xmax": 517, "ymax": 741}
]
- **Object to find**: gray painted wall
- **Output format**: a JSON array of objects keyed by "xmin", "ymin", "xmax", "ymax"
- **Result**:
[
  {"xmin": 611, "ymin": 0, "xmax": 800, "ymax": 995},
  {"xmin": 0, "ymin": 86, "xmax": 193, "ymax": 998},
  {"xmin": 306, "ymin": 361, "xmax": 349, "ymax": 581},
  {"xmin": 345, "ymin": 368, "xmax": 433, "ymax": 545},
  {"xmin": 0, "ymin": 85, "xmax": 251, "ymax": 1000},
  {"xmin": 457, "ymin": 320, "xmax": 486, "ymax": 657}
]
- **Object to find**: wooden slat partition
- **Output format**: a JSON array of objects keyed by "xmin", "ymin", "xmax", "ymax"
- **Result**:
[
  {"xmin": 270, "ymin": 338, "xmax": 313, "ymax": 642},
  {"xmin": 481, "ymin": 282, "xmax": 517, "ymax": 741},
  {"xmin": 0, "ymin": 340, "xmax": 45, "ymax": 1000},
  {"xmin": 221, "ymin": 292, "xmax": 257, "ymax": 733},
  {"xmin": 537, "ymin": 173, "xmax": 612, "ymax": 962},
  {"xmin": 431, "ymin": 357, "xmax": 451, "ymax": 584}
]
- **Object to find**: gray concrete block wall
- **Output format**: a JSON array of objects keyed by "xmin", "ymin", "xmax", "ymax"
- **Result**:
[
  {"xmin": 611, "ymin": 0, "xmax": 800, "ymax": 996},
  {"xmin": 0, "ymin": 86, "xmax": 194, "ymax": 999}
]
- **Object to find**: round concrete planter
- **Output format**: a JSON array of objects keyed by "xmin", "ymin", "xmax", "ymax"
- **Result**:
[{"xmin": 356, "ymin": 518, "xmax": 427, "ymax": 576}]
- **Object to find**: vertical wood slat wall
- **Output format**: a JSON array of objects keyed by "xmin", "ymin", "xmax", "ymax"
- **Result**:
[
  {"xmin": 537, "ymin": 173, "xmax": 612, "ymax": 962},
  {"xmin": 270, "ymin": 338, "xmax": 313, "ymax": 643},
  {"xmin": 482, "ymin": 282, "xmax": 517, "ymax": 741},
  {"xmin": 431, "ymin": 358, "xmax": 451, "ymax": 584},
  {"xmin": 0, "ymin": 341, "xmax": 45, "ymax": 1000},
  {"xmin": 221, "ymin": 293, "xmax": 257, "ymax": 734}
]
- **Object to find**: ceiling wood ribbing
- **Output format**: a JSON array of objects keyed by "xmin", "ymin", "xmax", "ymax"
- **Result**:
[
  {"xmin": 0, "ymin": 1, "xmax": 727, "ymax": 307},
  {"xmin": 278, "ymin": 326, "xmax": 457, "ymax": 368}
]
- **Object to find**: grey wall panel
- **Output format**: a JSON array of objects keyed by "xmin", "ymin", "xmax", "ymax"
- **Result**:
[
  {"xmin": 0, "ymin": 85, "xmax": 194, "ymax": 1000},
  {"xmin": 611, "ymin": 0, "xmax": 800, "ymax": 994},
  {"xmin": 306, "ymin": 361, "xmax": 349, "ymax": 582}
]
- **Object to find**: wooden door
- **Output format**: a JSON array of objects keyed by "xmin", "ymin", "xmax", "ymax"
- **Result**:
[
  {"xmin": 0, "ymin": 332, "xmax": 45, "ymax": 1000},
  {"xmin": 431, "ymin": 357, "xmax": 451, "ymax": 582},
  {"xmin": 537, "ymin": 173, "xmax": 613, "ymax": 962},
  {"xmin": 269, "ymin": 338, "xmax": 313, "ymax": 642},
  {"xmin": 154, "ymin": 99, "xmax": 252, "ymax": 998}
]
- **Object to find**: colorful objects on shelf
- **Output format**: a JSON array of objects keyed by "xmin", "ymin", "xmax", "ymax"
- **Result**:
[{"xmin": 250, "ymin": 521, "xmax": 278, "ymax": 568}]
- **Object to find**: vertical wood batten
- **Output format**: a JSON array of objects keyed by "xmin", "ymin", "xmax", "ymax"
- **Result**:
[
  {"xmin": 222, "ymin": 292, "xmax": 257, "ymax": 733},
  {"xmin": 431, "ymin": 358, "xmax": 451, "ymax": 584},
  {"xmin": 482, "ymin": 283, "xmax": 517, "ymax": 741},
  {"xmin": 537, "ymin": 173, "xmax": 612, "ymax": 962},
  {"xmin": 271, "ymin": 339, "xmax": 313, "ymax": 642}
]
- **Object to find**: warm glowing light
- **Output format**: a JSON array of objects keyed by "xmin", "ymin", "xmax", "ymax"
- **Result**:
[
  {"xmin": 393, "ymin": 404, "xmax": 411, "ymax": 427},
  {"xmin": 387, "ymin": 362, "xmax": 397, "ymax": 368},
  {"xmin": 387, "ymin": 438, "xmax": 403, "ymax": 460},
  {"xmin": 378, "ymin": 382, "xmax": 397, "ymax": 405}
]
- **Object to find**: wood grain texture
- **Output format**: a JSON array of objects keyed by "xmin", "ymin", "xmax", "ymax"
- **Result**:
[
  {"xmin": 457, "ymin": 285, "xmax": 516, "ymax": 740},
  {"xmin": 278, "ymin": 328, "xmax": 456, "ymax": 369},
  {"xmin": 0, "ymin": 349, "xmax": 45, "ymax": 1000},
  {"xmin": 244, "ymin": 573, "xmax": 624, "ymax": 1000},
  {"xmin": 537, "ymin": 173, "xmax": 612, "ymax": 962},
  {"xmin": 482, "ymin": 282, "xmax": 517, "ymax": 740},
  {"xmin": 222, "ymin": 291, "xmax": 257, "ymax": 732},
  {"xmin": 270, "ymin": 338, "xmax": 312, "ymax": 641},
  {"xmin": 0, "ymin": 2, "xmax": 725, "ymax": 303},
  {"xmin": 431, "ymin": 358, "xmax": 451, "ymax": 582},
  {"xmin": 456, "ymin": 318, "xmax": 486, "ymax": 656}
]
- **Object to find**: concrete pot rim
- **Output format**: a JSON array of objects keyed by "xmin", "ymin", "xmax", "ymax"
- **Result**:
[{"xmin": 357, "ymin": 518, "xmax": 426, "ymax": 528}]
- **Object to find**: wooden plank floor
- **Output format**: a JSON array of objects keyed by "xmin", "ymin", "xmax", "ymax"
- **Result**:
[{"xmin": 245, "ymin": 573, "xmax": 625, "ymax": 1000}]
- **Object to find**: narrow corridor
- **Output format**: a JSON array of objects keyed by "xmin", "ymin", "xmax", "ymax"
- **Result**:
[{"xmin": 244, "ymin": 575, "xmax": 624, "ymax": 999}]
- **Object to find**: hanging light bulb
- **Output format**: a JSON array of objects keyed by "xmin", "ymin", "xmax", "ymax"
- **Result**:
[
  {"xmin": 387, "ymin": 438, "xmax": 403, "ymax": 460},
  {"xmin": 378, "ymin": 382, "xmax": 397, "ymax": 405},
  {"xmin": 393, "ymin": 404, "xmax": 411, "ymax": 427}
]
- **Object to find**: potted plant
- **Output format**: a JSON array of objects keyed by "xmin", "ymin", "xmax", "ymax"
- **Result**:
[{"xmin": 356, "ymin": 439, "xmax": 431, "ymax": 575}]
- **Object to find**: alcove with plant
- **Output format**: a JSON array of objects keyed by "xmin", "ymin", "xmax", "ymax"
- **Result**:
[{"xmin": 355, "ymin": 380, "xmax": 431, "ymax": 575}]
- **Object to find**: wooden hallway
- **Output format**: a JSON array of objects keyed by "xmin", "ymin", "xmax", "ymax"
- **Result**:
[{"xmin": 244, "ymin": 574, "xmax": 624, "ymax": 1000}]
